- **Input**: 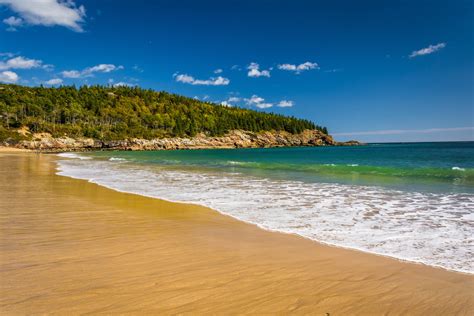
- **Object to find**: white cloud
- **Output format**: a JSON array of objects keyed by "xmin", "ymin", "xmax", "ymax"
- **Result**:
[
  {"xmin": 0, "ymin": 56, "xmax": 43, "ymax": 70},
  {"xmin": 3, "ymin": 15, "xmax": 22, "ymax": 30},
  {"xmin": 3, "ymin": 15, "xmax": 22, "ymax": 26},
  {"xmin": 231, "ymin": 65, "xmax": 241, "ymax": 71},
  {"xmin": 0, "ymin": 0, "xmax": 86, "ymax": 32},
  {"xmin": 61, "ymin": 64, "xmax": 123, "ymax": 78},
  {"xmin": 245, "ymin": 94, "xmax": 273, "ymax": 108},
  {"xmin": 174, "ymin": 74, "xmax": 194, "ymax": 84},
  {"xmin": 113, "ymin": 82, "xmax": 134, "ymax": 87},
  {"xmin": 61, "ymin": 70, "xmax": 81, "ymax": 78},
  {"xmin": 278, "ymin": 61, "xmax": 319, "ymax": 74},
  {"xmin": 409, "ymin": 43, "xmax": 446, "ymax": 58},
  {"xmin": 0, "ymin": 70, "xmax": 19, "ymax": 83},
  {"xmin": 83, "ymin": 64, "xmax": 122, "ymax": 75},
  {"xmin": 277, "ymin": 100, "xmax": 294, "ymax": 107},
  {"xmin": 220, "ymin": 101, "xmax": 232, "ymax": 107},
  {"xmin": 332, "ymin": 126, "xmax": 473, "ymax": 137},
  {"xmin": 227, "ymin": 96, "xmax": 241, "ymax": 102},
  {"xmin": 255, "ymin": 102, "xmax": 273, "ymax": 109},
  {"xmin": 174, "ymin": 73, "xmax": 230, "ymax": 86},
  {"xmin": 44, "ymin": 78, "xmax": 62, "ymax": 85},
  {"xmin": 247, "ymin": 62, "xmax": 271, "ymax": 78},
  {"xmin": 243, "ymin": 95, "xmax": 295, "ymax": 109},
  {"xmin": 214, "ymin": 68, "xmax": 223, "ymax": 74},
  {"xmin": 246, "ymin": 95, "xmax": 264, "ymax": 104},
  {"xmin": 219, "ymin": 96, "xmax": 241, "ymax": 107}
]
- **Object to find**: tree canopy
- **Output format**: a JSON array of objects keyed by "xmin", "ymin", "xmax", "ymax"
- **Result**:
[{"xmin": 0, "ymin": 84, "xmax": 328, "ymax": 141}]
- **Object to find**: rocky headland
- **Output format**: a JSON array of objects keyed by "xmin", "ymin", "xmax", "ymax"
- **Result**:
[{"xmin": 1, "ymin": 129, "xmax": 361, "ymax": 152}]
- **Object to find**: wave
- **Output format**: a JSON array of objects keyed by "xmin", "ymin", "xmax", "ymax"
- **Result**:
[
  {"xmin": 109, "ymin": 157, "xmax": 127, "ymax": 161},
  {"xmin": 57, "ymin": 152, "xmax": 474, "ymax": 186},
  {"xmin": 220, "ymin": 161, "xmax": 474, "ymax": 185},
  {"xmin": 56, "ymin": 153, "xmax": 91, "ymax": 160},
  {"xmin": 56, "ymin": 154, "xmax": 474, "ymax": 274}
]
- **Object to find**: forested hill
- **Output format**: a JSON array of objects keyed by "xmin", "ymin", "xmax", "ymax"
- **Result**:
[{"xmin": 0, "ymin": 84, "xmax": 327, "ymax": 141}]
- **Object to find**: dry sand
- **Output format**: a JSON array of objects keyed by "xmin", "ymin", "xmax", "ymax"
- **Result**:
[
  {"xmin": 0, "ymin": 146, "xmax": 30, "ymax": 152},
  {"xmin": 0, "ymin": 152, "xmax": 473, "ymax": 315}
]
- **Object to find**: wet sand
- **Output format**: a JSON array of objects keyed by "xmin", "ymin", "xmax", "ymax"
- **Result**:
[{"xmin": 0, "ymin": 152, "xmax": 473, "ymax": 314}]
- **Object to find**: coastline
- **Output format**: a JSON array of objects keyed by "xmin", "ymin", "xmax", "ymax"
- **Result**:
[
  {"xmin": 56, "ymin": 152, "xmax": 474, "ymax": 276},
  {"xmin": 1, "ymin": 152, "xmax": 473, "ymax": 314},
  {"xmin": 1, "ymin": 129, "xmax": 361, "ymax": 152}
]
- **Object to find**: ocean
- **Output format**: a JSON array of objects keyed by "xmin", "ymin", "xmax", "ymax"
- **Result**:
[{"xmin": 56, "ymin": 142, "xmax": 474, "ymax": 273}]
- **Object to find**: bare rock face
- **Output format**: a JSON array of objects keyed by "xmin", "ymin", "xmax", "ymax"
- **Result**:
[{"xmin": 6, "ymin": 129, "xmax": 360, "ymax": 152}]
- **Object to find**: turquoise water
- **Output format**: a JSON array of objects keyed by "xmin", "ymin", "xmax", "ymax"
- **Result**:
[
  {"xmin": 57, "ymin": 142, "xmax": 474, "ymax": 273},
  {"xmin": 89, "ymin": 142, "xmax": 474, "ymax": 193}
]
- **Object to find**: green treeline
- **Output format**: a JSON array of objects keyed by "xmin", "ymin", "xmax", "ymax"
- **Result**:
[{"xmin": 0, "ymin": 84, "xmax": 328, "ymax": 141}]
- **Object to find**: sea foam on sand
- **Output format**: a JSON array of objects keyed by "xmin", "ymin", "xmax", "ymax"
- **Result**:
[{"xmin": 57, "ymin": 154, "xmax": 474, "ymax": 274}]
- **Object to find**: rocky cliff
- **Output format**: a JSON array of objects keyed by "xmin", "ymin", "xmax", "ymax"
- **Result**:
[{"xmin": 2, "ymin": 129, "xmax": 360, "ymax": 152}]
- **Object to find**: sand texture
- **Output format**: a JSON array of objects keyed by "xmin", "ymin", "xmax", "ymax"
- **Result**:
[{"xmin": 0, "ymin": 152, "xmax": 473, "ymax": 314}]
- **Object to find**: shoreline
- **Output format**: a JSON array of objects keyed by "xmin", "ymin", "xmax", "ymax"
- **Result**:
[
  {"xmin": 56, "ymin": 158, "xmax": 473, "ymax": 276},
  {"xmin": 6, "ymin": 146, "xmax": 474, "ymax": 275},
  {"xmin": 1, "ymin": 152, "xmax": 473, "ymax": 314},
  {"xmin": 56, "ymin": 150, "xmax": 474, "ymax": 275}
]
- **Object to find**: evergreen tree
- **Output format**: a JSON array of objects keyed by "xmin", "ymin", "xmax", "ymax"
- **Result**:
[{"xmin": 0, "ymin": 84, "xmax": 327, "ymax": 141}]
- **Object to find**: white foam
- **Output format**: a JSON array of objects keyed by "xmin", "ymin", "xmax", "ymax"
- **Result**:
[
  {"xmin": 56, "ymin": 157, "xmax": 474, "ymax": 274},
  {"xmin": 56, "ymin": 152, "xmax": 91, "ymax": 160},
  {"xmin": 227, "ymin": 160, "xmax": 244, "ymax": 165},
  {"xmin": 109, "ymin": 157, "xmax": 126, "ymax": 161},
  {"xmin": 452, "ymin": 166, "xmax": 466, "ymax": 171}
]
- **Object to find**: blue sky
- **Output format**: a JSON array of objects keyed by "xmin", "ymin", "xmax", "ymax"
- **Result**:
[{"xmin": 0, "ymin": 0, "xmax": 472, "ymax": 142}]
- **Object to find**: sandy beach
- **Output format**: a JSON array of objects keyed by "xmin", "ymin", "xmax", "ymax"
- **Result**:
[{"xmin": 0, "ymin": 151, "xmax": 473, "ymax": 315}]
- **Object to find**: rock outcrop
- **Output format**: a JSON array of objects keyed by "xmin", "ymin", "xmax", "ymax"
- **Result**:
[{"xmin": 2, "ymin": 129, "xmax": 361, "ymax": 152}]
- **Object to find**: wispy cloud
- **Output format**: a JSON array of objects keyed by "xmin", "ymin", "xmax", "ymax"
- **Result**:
[
  {"xmin": 219, "ymin": 96, "xmax": 241, "ymax": 107},
  {"xmin": 243, "ymin": 95, "xmax": 293, "ymax": 109},
  {"xmin": 278, "ymin": 61, "xmax": 319, "ymax": 74},
  {"xmin": 44, "ymin": 78, "xmax": 62, "ymax": 85},
  {"xmin": 245, "ymin": 95, "xmax": 272, "ymax": 108},
  {"xmin": 61, "ymin": 70, "xmax": 81, "ymax": 78},
  {"xmin": 61, "ymin": 64, "xmax": 123, "ymax": 78},
  {"xmin": 0, "ymin": 56, "xmax": 44, "ymax": 70},
  {"xmin": 333, "ymin": 127, "xmax": 473, "ymax": 136},
  {"xmin": 3, "ymin": 15, "xmax": 22, "ymax": 31},
  {"xmin": 174, "ymin": 73, "xmax": 230, "ymax": 86},
  {"xmin": 277, "ymin": 100, "xmax": 294, "ymax": 107},
  {"xmin": 214, "ymin": 68, "xmax": 223, "ymax": 74},
  {"xmin": 220, "ymin": 101, "xmax": 232, "ymax": 107},
  {"xmin": 227, "ymin": 96, "xmax": 241, "ymax": 103},
  {"xmin": 409, "ymin": 43, "xmax": 446, "ymax": 58},
  {"xmin": 0, "ymin": 70, "xmax": 19, "ymax": 83},
  {"xmin": 83, "ymin": 64, "xmax": 122, "ymax": 75},
  {"xmin": 247, "ymin": 62, "xmax": 271, "ymax": 78},
  {"xmin": 0, "ymin": 0, "xmax": 86, "ymax": 32},
  {"xmin": 113, "ymin": 82, "xmax": 135, "ymax": 87}
]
